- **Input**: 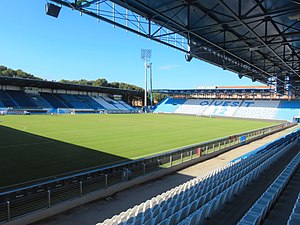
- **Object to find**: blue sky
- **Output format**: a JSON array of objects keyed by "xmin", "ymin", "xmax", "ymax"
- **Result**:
[{"xmin": 0, "ymin": 0, "xmax": 261, "ymax": 89}]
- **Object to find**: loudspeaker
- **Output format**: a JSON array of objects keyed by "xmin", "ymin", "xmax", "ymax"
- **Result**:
[
  {"xmin": 185, "ymin": 53, "xmax": 193, "ymax": 62},
  {"xmin": 46, "ymin": 3, "xmax": 61, "ymax": 18}
]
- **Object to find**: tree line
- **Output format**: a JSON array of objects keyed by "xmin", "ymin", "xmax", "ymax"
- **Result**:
[
  {"xmin": 59, "ymin": 79, "xmax": 167, "ymax": 103},
  {"xmin": 59, "ymin": 78, "xmax": 144, "ymax": 92},
  {"xmin": 0, "ymin": 65, "xmax": 167, "ymax": 102},
  {"xmin": 0, "ymin": 65, "xmax": 42, "ymax": 80}
]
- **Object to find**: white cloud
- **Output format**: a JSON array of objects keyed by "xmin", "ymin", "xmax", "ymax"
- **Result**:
[{"xmin": 159, "ymin": 64, "xmax": 181, "ymax": 70}]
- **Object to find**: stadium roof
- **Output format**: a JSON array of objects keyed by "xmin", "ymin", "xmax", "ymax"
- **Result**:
[
  {"xmin": 154, "ymin": 87, "xmax": 274, "ymax": 95},
  {"xmin": 50, "ymin": 0, "xmax": 300, "ymax": 93},
  {"xmin": 0, "ymin": 76, "xmax": 143, "ymax": 96}
]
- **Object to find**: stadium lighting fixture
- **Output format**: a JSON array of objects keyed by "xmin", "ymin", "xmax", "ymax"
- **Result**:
[
  {"xmin": 45, "ymin": 3, "xmax": 61, "ymax": 18},
  {"xmin": 141, "ymin": 49, "xmax": 152, "ymax": 108}
]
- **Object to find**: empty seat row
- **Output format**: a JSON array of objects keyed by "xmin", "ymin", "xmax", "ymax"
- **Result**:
[
  {"xmin": 155, "ymin": 98, "xmax": 300, "ymax": 121},
  {"xmin": 93, "ymin": 96, "xmax": 118, "ymax": 110},
  {"xmin": 176, "ymin": 136, "xmax": 297, "ymax": 225},
  {"xmin": 238, "ymin": 151, "xmax": 300, "ymax": 225},
  {"xmin": 99, "ymin": 129, "xmax": 300, "ymax": 225},
  {"xmin": 288, "ymin": 192, "xmax": 300, "ymax": 225}
]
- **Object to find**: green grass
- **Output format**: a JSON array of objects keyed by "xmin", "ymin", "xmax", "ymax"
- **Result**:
[{"xmin": 0, "ymin": 114, "xmax": 277, "ymax": 187}]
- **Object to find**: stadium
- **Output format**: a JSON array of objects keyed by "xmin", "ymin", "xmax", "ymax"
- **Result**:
[{"xmin": 1, "ymin": 1, "xmax": 300, "ymax": 225}]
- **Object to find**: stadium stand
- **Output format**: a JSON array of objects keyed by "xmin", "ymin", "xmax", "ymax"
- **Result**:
[
  {"xmin": 99, "ymin": 129, "xmax": 299, "ymax": 225},
  {"xmin": 119, "ymin": 100, "xmax": 134, "ymax": 110},
  {"xmin": 6, "ymin": 90, "xmax": 37, "ymax": 108},
  {"xmin": 154, "ymin": 98, "xmax": 186, "ymax": 113},
  {"xmin": 203, "ymin": 99, "xmax": 243, "ymax": 117},
  {"xmin": 27, "ymin": 93, "xmax": 52, "ymax": 108},
  {"xmin": 0, "ymin": 90, "xmax": 18, "ymax": 107},
  {"xmin": 174, "ymin": 99, "xmax": 212, "ymax": 115},
  {"xmin": 110, "ymin": 99, "xmax": 128, "ymax": 110},
  {"xmin": 93, "ymin": 96, "xmax": 118, "ymax": 110},
  {"xmin": 234, "ymin": 100, "xmax": 280, "ymax": 120},
  {"xmin": 288, "ymin": 193, "xmax": 300, "ymax": 225},
  {"xmin": 76, "ymin": 95, "xmax": 105, "ymax": 110},
  {"xmin": 154, "ymin": 98, "xmax": 300, "ymax": 121},
  {"xmin": 40, "ymin": 92, "xmax": 69, "ymax": 108},
  {"xmin": 238, "ymin": 152, "xmax": 300, "ymax": 225},
  {"xmin": 56, "ymin": 94, "xmax": 93, "ymax": 109},
  {"xmin": 0, "ymin": 89, "xmax": 134, "ymax": 113},
  {"xmin": 276, "ymin": 100, "xmax": 300, "ymax": 121}
]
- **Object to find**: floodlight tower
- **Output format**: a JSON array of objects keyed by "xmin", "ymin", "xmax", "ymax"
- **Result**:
[
  {"xmin": 141, "ymin": 49, "xmax": 152, "ymax": 108},
  {"xmin": 149, "ymin": 62, "xmax": 153, "ymax": 108}
]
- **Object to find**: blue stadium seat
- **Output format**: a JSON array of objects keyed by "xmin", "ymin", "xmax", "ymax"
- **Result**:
[
  {"xmin": 40, "ymin": 93, "xmax": 68, "ymax": 108},
  {"xmin": 276, "ymin": 100, "xmax": 300, "ymax": 121},
  {"xmin": 154, "ymin": 98, "xmax": 186, "ymax": 113},
  {"xmin": 28, "ymin": 93, "xmax": 52, "ymax": 108},
  {"xmin": 6, "ymin": 90, "xmax": 37, "ymax": 108},
  {"xmin": 0, "ymin": 90, "xmax": 18, "ymax": 107},
  {"xmin": 76, "ymin": 95, "xmax": 105, "ymax": 109}
]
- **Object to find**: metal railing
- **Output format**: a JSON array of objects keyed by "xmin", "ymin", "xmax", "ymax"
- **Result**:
[{"xmin": 0, "ymin": 121, "xmax": 296, "ymax": 223}]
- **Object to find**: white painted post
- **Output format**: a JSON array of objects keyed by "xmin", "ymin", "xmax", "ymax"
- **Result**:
[
  {"xmin": 7, "ymin": 201, "xmax": 10, "ymax": 222},
  {"xmin": 48, "ymin": 190, "xmax": 51, "ymax": 208},
  {"xmin": 80, "ymin": 181, "xmax": 83, "ymax": 197}
]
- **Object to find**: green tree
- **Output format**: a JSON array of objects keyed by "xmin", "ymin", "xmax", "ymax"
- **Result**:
[
  {"xmin": 0, "ymin": 65, "xmax": 7, "ymax": 72},
  {"xmin": 110, "ymin": 82, "xmax": 120, "ymax": 88},
  {"xmin": 152, "ymin": 93, "xmax": 168, "ymax": 103},
  {"xmin": 93, "ymin": 78, "xmax": 108, "ymax": 87}
]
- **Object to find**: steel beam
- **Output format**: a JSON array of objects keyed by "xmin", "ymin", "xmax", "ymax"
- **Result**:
[{"xmin": 218, "ymin": 0, "xmax": 300, "ymax": 77}]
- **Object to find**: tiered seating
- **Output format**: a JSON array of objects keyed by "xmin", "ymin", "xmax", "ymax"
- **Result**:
[
  {"xmin": 93, "ymin": 96, "xmax": 118, "ymax": 110},
  {"xmin": 6, "ymin": 90, "xmax": 36, "ymax": 108},
  {"xmin": 202, "ymin": 100, "xmax": 243, "ymax": 117},
  {"xmin": 99, "ymin": 130, "xmax": 299, "ymax": 225},
  {"xmin": 0, "ymin": 90, "xmax": 134, "ymax": 112},
  {"xmin": 76, "ymin": 95, "xmax": 105, "ymax": 109},
  {"xmin": 276, "ymin": 100, "xmax": 300, "ymax": 121},
  {"xmin": 154, "ymin": 98, "xmax": 186, "ymax": 113},
  {"xmin": 233, "ymin": 100, "xmax": 280, "ymax": 120},
  {"xmin": 56, "ymin": 94, "xmax": 92, "ymax": 109},
  {"xmin": 155, "ymin": 98, "xmax": 300, "ymax": 121},
  {"xmin": 288, "ymin": 193, "xmax": 300, "ymax": 225},
  {"xmin": 40, "ymin": 93, "xmax": 68, "ymax": 108},
  {"xmin": 238, "ymin": 152, "xmax": 300, "ymax": 225},
  {"xmin": 109, "ymin": 99, "xmax": 128, "ymax": 110},
  {"xmin": 28, "ymin": 93, "xmax": 52, "ymax": 108},
  {"xmin": 118, "ymin": 100, "xmax": 134, "ymax": 110},
  {"xmin": 0, "ymin": 90, "xmax": 18, "ymax": 107},
  {"xmin": 174, "ymin": 99, "xmax": 212, "ymax": 115}
]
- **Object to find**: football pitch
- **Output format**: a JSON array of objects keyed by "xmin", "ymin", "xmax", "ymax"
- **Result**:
[{"xmin": 0, "ymin": 114, "xmax": 278, "ymax": 187}]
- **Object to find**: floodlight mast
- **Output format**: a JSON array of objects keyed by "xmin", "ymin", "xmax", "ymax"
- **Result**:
[
  {"xmin": 141, "ymin": 49, "xmax": 152, "ymax": 108},
  {"xmin": 149, "ymin": 63, "xmax": 153, "ymax": 108}
]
